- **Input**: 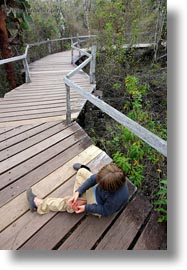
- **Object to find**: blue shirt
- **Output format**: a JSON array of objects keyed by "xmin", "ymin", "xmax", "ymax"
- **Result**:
[{"xmin": 76, "ymin": 174, "xmax": 129, "ymax": 217}]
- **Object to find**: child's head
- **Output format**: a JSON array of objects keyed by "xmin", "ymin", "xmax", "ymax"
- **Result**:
[{"xmin": 96, "ymin": 163, "xmax": 127, "ymax": 192}]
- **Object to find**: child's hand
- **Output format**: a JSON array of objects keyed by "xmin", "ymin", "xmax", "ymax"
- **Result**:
[
  {"xmin": 68, "ymin": 191, "xmax": 79, "ymax": 207},
  {"xmin": 70, "ymin": 199, "xmax": 87, "ymax": 211},
  {"xmin": 75, "ymin": 205, "xmax": 85, "ymax": 214}
]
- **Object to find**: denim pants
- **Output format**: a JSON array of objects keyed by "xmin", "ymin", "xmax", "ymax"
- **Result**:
[{"xmin": 37, "ymin": 168, "xmax": 97, "ymax": 215}]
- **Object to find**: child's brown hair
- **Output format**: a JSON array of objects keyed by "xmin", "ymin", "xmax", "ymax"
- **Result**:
[{"xmin": 96, "ymin": 163, "xmax": 127, "ymax": 192}]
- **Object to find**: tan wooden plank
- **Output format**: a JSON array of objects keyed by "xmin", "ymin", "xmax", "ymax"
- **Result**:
[
  {"xmin": 0, "ymin": 105, "xmax": 80, "ymax": 118},
  {"xmin": 0, "ymin": 114, "xmax": 78, "ymax": 127},
  {"xmin": 0, "ymin": 99, "xmax": 85, "ymax": 112},
  {"xmin": 0, "ymin": 145, "xmax": 102, "ymax": 233},
  {"xmin": 0, "ymin": 122, "xmax": 80, "ymax": 174},
  {"xmin": 5, "ymin": 91, "xmax": 66, "ymax": 98},
  {"xmin": 95, "ymin": 194, "xmax": 152, "ymax": 250},
  {"xmin": 0, "ymin": 111, "xmax": 68, "ymax": 123},
  {"xmin": 0, "ymin": 95, "xmax": 80, "ymax": 105},
  {"xmin": 3, "ymin": 94, "xmax": 66, "ymax": 101},
  {"xmin": 0, "ymin": 126, "xmax": 16, "ymax": 135}
]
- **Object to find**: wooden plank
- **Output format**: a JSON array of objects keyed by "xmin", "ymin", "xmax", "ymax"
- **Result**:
[
  {"xmin": 0, "ymin": 126, "xmax": 16, "ymax": 135},
  {"xmin": 0, "ymin": 145, "xmax": 103, "ymax": 237},
  {"xmin": 0, "ymin": 95, "xmax": 81, "ymax": 106},
  {"xmin": 133, "ymin": 211, "xmax": 167, "ymax": 250},
  {"xmin": 0, "ymin": 111, "xmax": 80, "ymax": 126},
  {"xmin": 1, "ymin": 100, "xmax": 85, "ymax": 113},
  {"xmin": 0, "ymin": 106, "xmax": 80, "ymax": 119},
  {"xmin": 0, "ymin": 122, "xmax": 68, "ymax": 162},
  {"xmin": 20, "ymin": 152, "xmax": 112, "ymax": 250},
  {"xmin": 0, "ymin": 123, "xmax": 42, "ymax": 143},
  {"xmin": 0, "ymin": 122, "xmax": 80, "ymax": 174},
  {"xmin": 0, "ymin": 121, "xmax": 62, "ymax": 153},
  {"xmin": 94, "ymin": 194, "xmax": 152, "ymax": 250},
  {"xmin": 0, "ymin": 123, "xmax": 82, "ymax": 189},
  {"xmin": 58, "ymin": 179, "xmax": 137, "ymax": 250},
  {"xmin": 0, "ymin": 114, "xmax": 78, "ymax": 127}
]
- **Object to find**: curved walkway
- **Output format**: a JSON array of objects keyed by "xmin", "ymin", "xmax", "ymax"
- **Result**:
[{"xmin": 0, "ymin": 50, "xmax": 95, "ymax": 127}]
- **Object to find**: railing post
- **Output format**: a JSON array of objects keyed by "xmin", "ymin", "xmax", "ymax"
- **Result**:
[
  {"xmin": 77, "ymin": 33, "xmax": 81, "ymax": 58},
  {"xmin": 47, "ymin": 38, "xmax": 52, "ymax": 54},
  {"xmin": 66, "ymin": 84, "xmax": 71, "ymax": 124},
  {"xmin": 23, "ymin": 58, "xmax": 31, "ymax": 83},
  {"xmin": 90, "ymin": 44, "xmax": 97, "ymax": 84},
  {"xmin": 71, "ymin": 38, "xmax": 74, "ymax": 64}
]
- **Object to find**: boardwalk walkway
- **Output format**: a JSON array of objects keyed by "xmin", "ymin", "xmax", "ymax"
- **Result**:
[
  {"xmin": 0, "ymin": 50, "xmax": 166, "ymax": 250},
  {"xmin": 0, "ymin": 50, "xmax": 95, "ymax": 127}
]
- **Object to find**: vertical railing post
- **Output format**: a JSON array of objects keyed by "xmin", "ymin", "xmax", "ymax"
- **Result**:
[
  {"xmin": 47, "ymin": 38, "xmax": 51, "ymax": 54},
  {"xmin": 23, "ymin": 58, "xmax": 31, "ymax": 83},
  {"xmin": 66, "ymin": 84, "xmax": 71, "ymax": 124},
  {"xmin": 71, "ymin": 37, "xmax": 74, "ymax": 64},
  {"xmin": 77, "ymin": 33, "xmax": 81, "ymax": 58},
  {"xmin": 90, "ymin": 44, "xmax": 97, "ymax": 84}
]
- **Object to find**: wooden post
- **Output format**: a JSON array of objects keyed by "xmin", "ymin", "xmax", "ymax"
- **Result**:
[
  {"xmin": 90, "ymin": 44, "xmax": 97, "ymax": 84},
  {"xmin": 66, "ymin": 84, "xmax": 71, "ymax": 124},
  {"xmin": 47, "ymin": 38, "xmax": 51, "ymax": 54},
  {"xmin": 77, "ymin": 33, "xmax": 81, "ymax": 58},
  {"xmin": 71, "ymin": 38, "xmax": 73, "ymax": 64},
  {"xmin": 23, "ymin": 58, "xmax": 31, "ymax": 83}
]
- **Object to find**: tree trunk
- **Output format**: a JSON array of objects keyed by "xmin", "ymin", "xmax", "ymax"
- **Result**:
[{"xmin": 0, "ymin": 7, "xmax": 17, "ymax": 89}]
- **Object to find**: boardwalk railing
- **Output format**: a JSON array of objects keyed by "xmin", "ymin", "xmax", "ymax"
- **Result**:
[
  {"xmin": 0, "ymin": 35, "xmax": 96, "ymax": 84},
  {"xmin": 0, "ymin": 44, "xmax": 31, "ymax": 83},
  {"xmin": 64, "ymin": 38, "xmax": 167, "ymax": 157}
]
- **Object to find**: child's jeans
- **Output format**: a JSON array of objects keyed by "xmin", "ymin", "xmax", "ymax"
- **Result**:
[{"xmin": 37, "ymin": 168, "xmax": 97, "ymax": 215}]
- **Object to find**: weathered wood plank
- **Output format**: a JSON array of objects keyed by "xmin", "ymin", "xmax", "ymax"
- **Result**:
[
  {"xmin": 0, "ymin": 123, "xmax": 81, "ymax": 174},
  {"xmin": 0, "ymin": 123, "xmax": 42, "ymax": 143},
  {"xmin": 0, "ymin": 114, "xmax": 78, "ymax": 127},
  {"xmin": 95, "ymin": 193, "xmax": 152, "ymax": 250},
  {"xmin": 133, "ymin": 211, "xmax": 167, "ymax": 250},
  {"xmin": 0, "ymin": 126, "xmax": 16, "ymax": 135},
  {"xmin": 0, "ymin": 121, "xmax": 63, "ymax": 154}
]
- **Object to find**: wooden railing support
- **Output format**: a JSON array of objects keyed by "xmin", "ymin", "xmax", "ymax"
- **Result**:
[
  {"xmin": 90, "ymin": 44, "xmax": 97, "ymax": 84},
  {"xmin": 71, "ymin": 38, "xmax": 74, "ymax": 64},
  {"xmin": 47, "ymin": 38, "xmax": 52, "ymax": 54},
  {"xmin": 23, "ymin": 58, "xmax": 31, "ymax": 83},
  {"xmin": 77, "ymin": 34, "xmax": 81, "ymax": 58},
  {"xmin": 66, "ymin": 84, "xmax": 71, "ymax": 124}
]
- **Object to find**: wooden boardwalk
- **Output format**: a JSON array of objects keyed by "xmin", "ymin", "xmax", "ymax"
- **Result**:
[
  {"xmin": 0, "ymin": 50, "xmax": 95, "ymax": 127},
  {"xmin": 0, "ymin": 50, "xmax": 166, "ymax": 250}
]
